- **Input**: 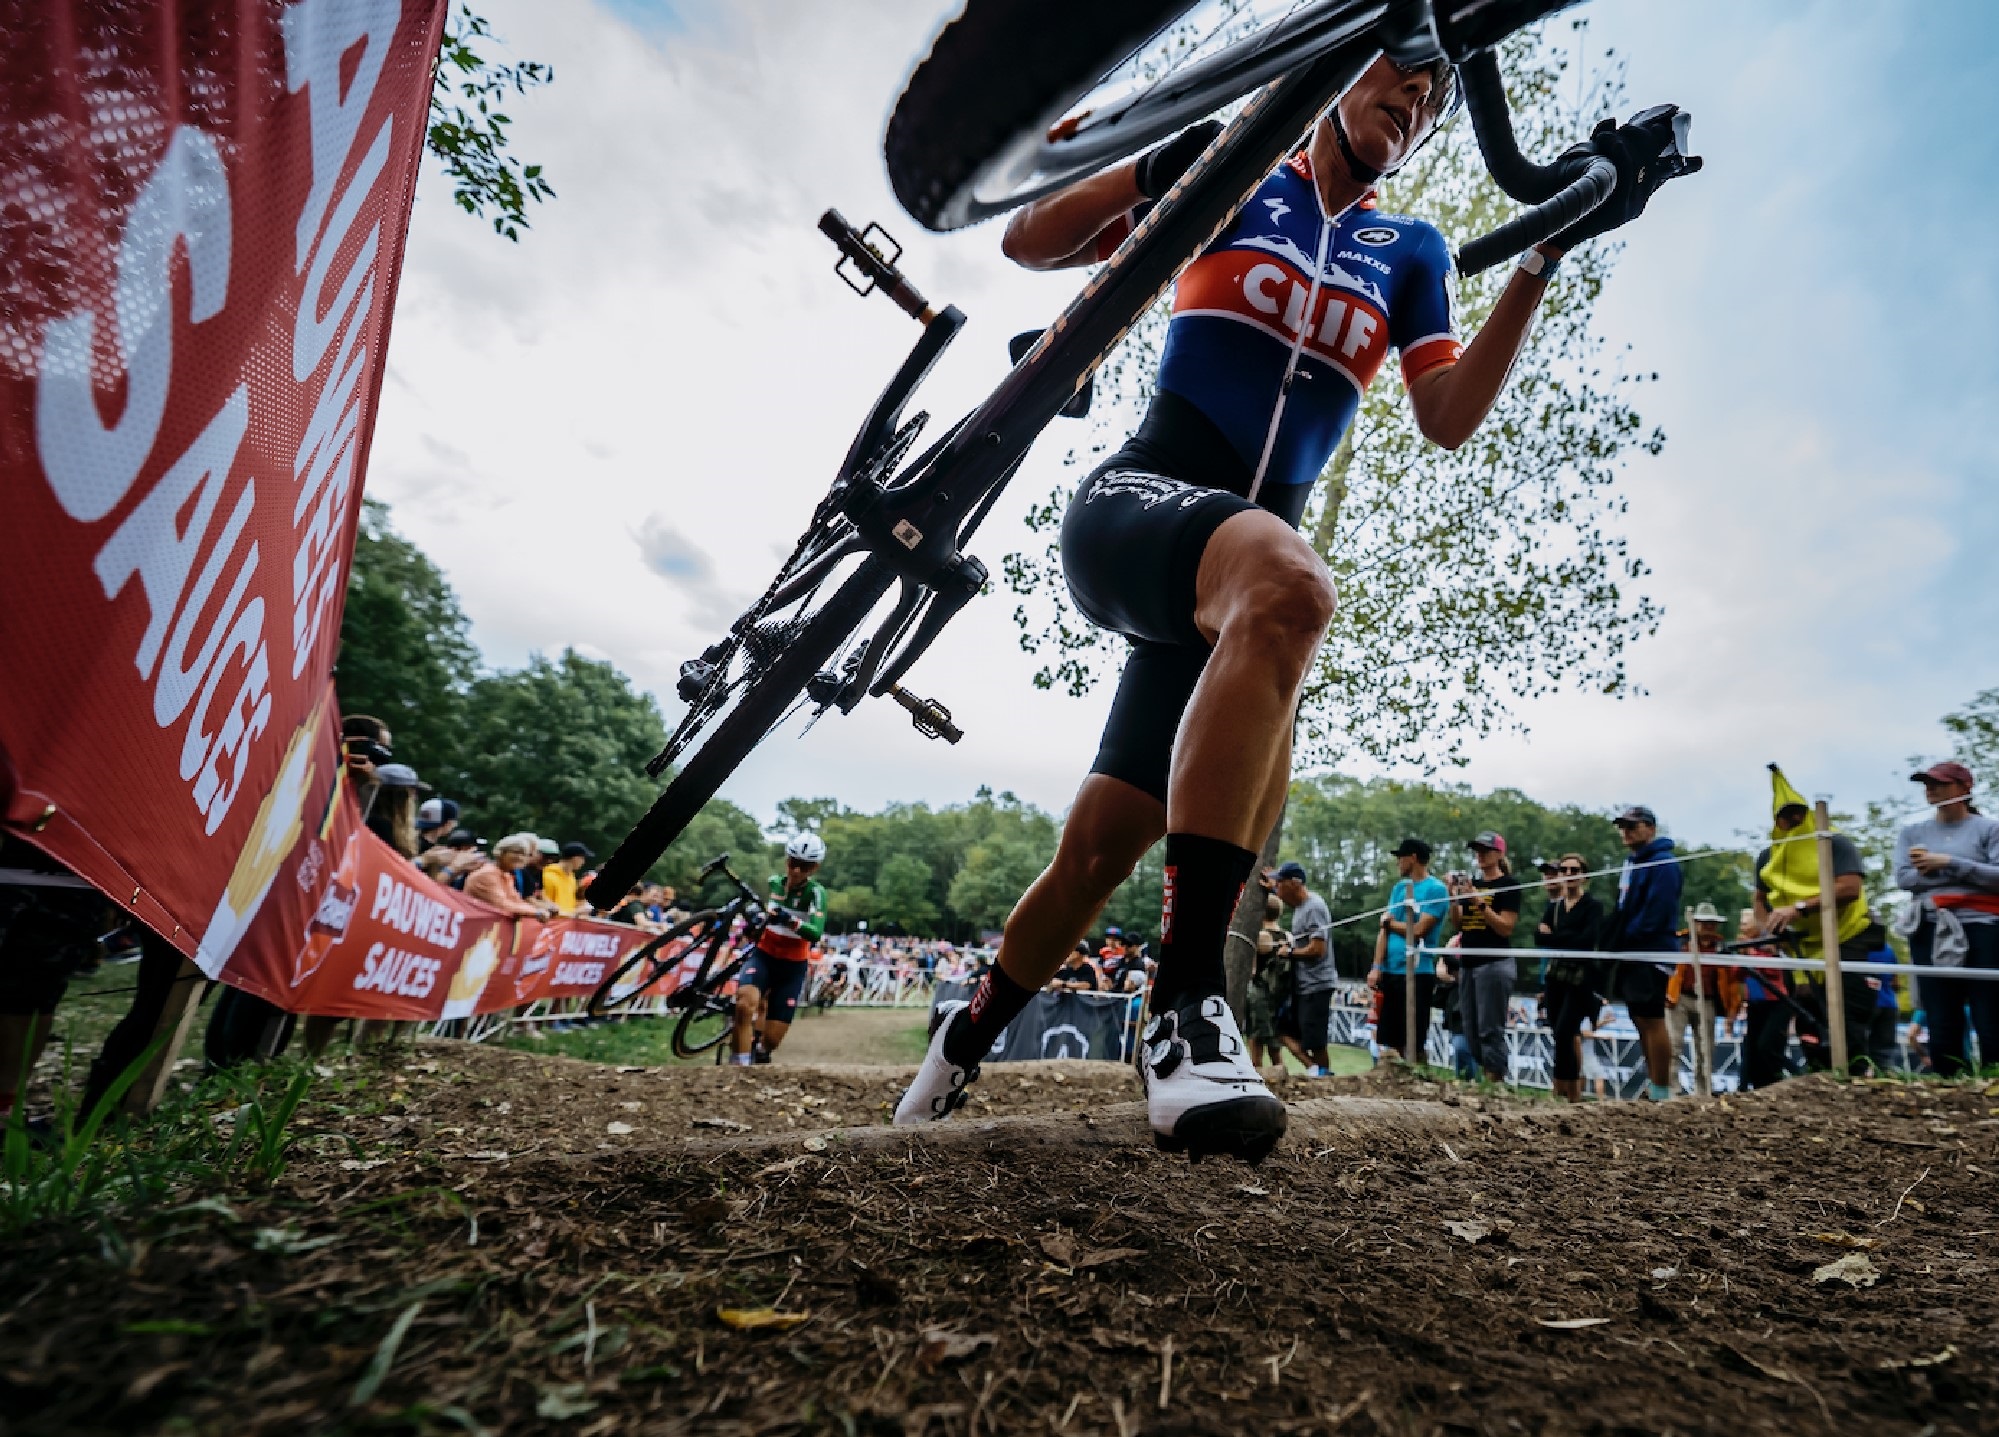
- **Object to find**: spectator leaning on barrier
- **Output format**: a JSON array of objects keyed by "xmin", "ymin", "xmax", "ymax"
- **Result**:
[
  {"xmin": 1667, "ymin": 902, "xmax": 1741, "ymax": 1095},
  {"xmin": 1538, "ymin": 852, "xmax": 1605, "ymax": 1103},
  {"xmin": 1602, "ymin": 805, "xmax": 1682, "ymax": 1101},
  {"xmin": 1734, "ymin": 907, "xmax": 1794, "ymax": 1091},
  {"xmin": 1052, "ymin": 942, "xmax": 1104, "ymax": 992},
  {"xmin": 542, "ymin": 842, "xmax": 592, "ymax": 916},
  {"xmin": 468, "ymin": 834, "xmax": 554, "ymax": 918},
  {"xmin": 1446, "ymin": 832, "xmax": 1522, "ymax": 1084},
  {"xmin": 1893, "ymin": 760, "xmax": 1999, "ymax": 1077},
  {"xmin": 1755, "ymin": 767, "xmax": 1872, "ymax": 1074},
  {"xmin": 1275, "ymin": 862, "xmax": 1336, "ymax": 1076},
  {"xmin": 1370, "ymin": 838, "xmax": 1449, "ymax": 1063}
]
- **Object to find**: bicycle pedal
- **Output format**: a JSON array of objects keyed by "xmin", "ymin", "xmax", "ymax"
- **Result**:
[{"xmin": 888, "ymin": 685, "xmax": 962, "ymax": 744}]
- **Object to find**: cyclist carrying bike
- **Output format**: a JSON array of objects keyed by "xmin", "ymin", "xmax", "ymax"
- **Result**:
[
  {"xmin": 899, "ymin": 54, "xmax": 1668, "ymax": 1158},
  {"xmin": 731, "ymin": 834, "xmax": 829, "ymax": 1064}
]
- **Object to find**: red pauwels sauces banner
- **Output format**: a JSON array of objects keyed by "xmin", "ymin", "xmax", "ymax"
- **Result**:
[{"xmin": 0, "ymin": 0, "xmax": 447, "ymax": 981}]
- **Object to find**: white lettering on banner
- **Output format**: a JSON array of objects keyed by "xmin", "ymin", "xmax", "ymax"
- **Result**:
[
  {"xmin": 553, "ymin": 961, "xmax": 607, "ymax": 988},
  {"xmin": 558, "ymin": 930, "xmax": 624, "ymax": 960},
  {"xmin": 367, "ymin": 872, "xmax": 466, "ymax": 949},
  {"xmin": 355, "ymin": 941, "xmax": 441, "ymax": 998},
  {"xmin": 34, "ymin": 129, "xmax": 232, "ymax": 524},
  {"xmin": 281, "ymin": 0, "xmax": 398, "ymax": 680}
]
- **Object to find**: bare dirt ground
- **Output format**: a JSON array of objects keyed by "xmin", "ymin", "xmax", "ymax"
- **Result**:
[{"xmin": 4, "ymin": 1040, "xmax": 1996, "ymax": 1436}]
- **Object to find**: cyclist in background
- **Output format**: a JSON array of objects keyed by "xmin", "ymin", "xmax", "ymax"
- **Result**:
[
  {"xmin": 899, "ymin": 54, "xmax": 1670, "ymax": 1158},
  {"xmin": 731, "ymin": 834, "xmax": 829, "ymax": 1065}
]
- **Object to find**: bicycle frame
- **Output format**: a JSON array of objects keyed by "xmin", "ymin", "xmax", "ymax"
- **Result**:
[{"xmin": 809, "ymin": 0, "xmax": 1592, "ymax": 722}]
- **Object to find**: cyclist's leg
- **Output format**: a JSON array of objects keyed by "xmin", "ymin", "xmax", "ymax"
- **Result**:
[
  {"xmin": 939, "ymin": 643, "xmax": 1193, "ymax": 1066},
  {"xmin": 1177, "ymin": 509, "xmax": 1335, "ymax": 845},
  {"xmin": 732, "ymin": 949, "xmax": 768, "ymax": 1063},
  {"xmin": 758, "ymin": 959, "xmax": 808, "ymax": 1053}
]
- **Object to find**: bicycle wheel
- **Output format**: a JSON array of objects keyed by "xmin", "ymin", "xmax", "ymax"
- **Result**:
[
  {"xmin": 593, "ymin": 557, "xmax": 896, "ymax": 902},
  {"xmin": 587, "ymin": 916, "xmax": 714, "ymax": 1018},
  {"xmin": 672, "ymin": 966, "xmax": 742, "ymax": 1060},
  {"xmin": 886, "ymin": 0, "xmax": 1385, "ymax": 230}
]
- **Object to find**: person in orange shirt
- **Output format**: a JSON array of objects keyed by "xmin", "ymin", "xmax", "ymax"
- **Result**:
[{"xmin": 1667, "ymin": 902, "xmax": 1743, "ymax": 1092}]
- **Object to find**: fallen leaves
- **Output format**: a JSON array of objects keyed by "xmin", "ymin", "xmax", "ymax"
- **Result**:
[
  {"xmin": 1444, "ymin": 1217, "xmax": 1514, "ymax": 1244},
  {"xmin": 1812, "ymin": 1252, "xmax": 1881, "ymax": 1288},
  {"xmin": 604, "ymin": 1122, "xmax": 634, "ymax": 1136},
  {"xmin": 1536, "ymin": 1317, "xmax": 1611, "ymax": 1330},
  {"xmin": 716, "ymin": 1307, "xmax": 811, "ymax": 1331},
  {"xmin": 1806, "ymin": 1230, "xmax": 1880, "ymax": 1250}
]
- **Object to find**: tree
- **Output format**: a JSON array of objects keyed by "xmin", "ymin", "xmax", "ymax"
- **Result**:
[
  {"xmin": 334, "ymin": 498, "xmax": 479, "ymax": 779},
  {"xmin": 427, "ymin": 4, "xmax": 556, "ymax": 241},
  {"xmin": 947, "ymin": 834, "xmax": 1048, "ymax": 934},
  {"xmin": 1005, "ymin": 25, "xmax": 1664, "ymax": 771},
  {"xmin": 453, "ymin": 650, "xmax": 671, "ymax": 862},
  {"xmin": 874, "ymin": 853, "xmax": 941, "ymax": 933}
]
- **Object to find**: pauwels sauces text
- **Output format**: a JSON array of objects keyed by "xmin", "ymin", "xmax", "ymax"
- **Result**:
[{"xmin": 28, "ymin": 0, "xmax": 406, "ymax": 836}]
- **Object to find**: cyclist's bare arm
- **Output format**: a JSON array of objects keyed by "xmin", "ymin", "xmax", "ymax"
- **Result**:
[
  {"xmin": 1001, "ymin": 162, "xmax": 1145, "ymax": 270},
  {"xmin": 1406, "ymin": 243, "xmax": 1564, "ymax": 451}
]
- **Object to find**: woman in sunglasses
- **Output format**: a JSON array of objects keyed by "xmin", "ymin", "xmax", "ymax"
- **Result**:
[{"xmin": 1536, "ymin": 853, "xmax": 1605, "ymax": 1102}]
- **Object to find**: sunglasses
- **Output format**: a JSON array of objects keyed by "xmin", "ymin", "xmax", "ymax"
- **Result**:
[{"xmin": 1557, "ymin": 866, "xmax": 1585, "ymax": 876}]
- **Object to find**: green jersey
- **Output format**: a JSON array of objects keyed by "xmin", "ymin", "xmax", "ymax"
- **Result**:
[{"xmin": 758, "ymin": 873, "xmax": 827, "ymax": 960}]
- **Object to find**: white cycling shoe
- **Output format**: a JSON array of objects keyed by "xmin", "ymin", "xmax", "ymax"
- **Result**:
[
  {"xmin": 893, "ymin": 1000, "xmax": 981, "ymax": 1125},
  {"xmin": 1142, "ymin": 994, "xmax": 1288, "ymax": 1164}
]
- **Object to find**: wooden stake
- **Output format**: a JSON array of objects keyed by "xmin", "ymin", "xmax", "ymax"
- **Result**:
[
  {"xmin": 1685, "ymin": 905, "xmax": 1713, "ymax": 1098},
  {"xmin": 1813, "ymin": 800, "xmax": 1850, "ymax": 1073}
]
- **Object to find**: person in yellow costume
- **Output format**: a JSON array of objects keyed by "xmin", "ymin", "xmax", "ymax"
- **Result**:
[{"xmin": 1749, "ymin": 765, "xmax": 1876, "ymax": 1073}]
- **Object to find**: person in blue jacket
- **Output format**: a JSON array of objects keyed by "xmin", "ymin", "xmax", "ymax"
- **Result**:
[{"xmin": 1603, "ymin": 805, "xmax": 1683, "ymax": 1100}]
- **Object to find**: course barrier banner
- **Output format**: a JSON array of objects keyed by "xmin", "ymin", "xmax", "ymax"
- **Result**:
[
  {"xmin": 0, "ymin": 0, "xmax": 447, "ymax": 972},
  {"xmin": 933, "ymin": 980, "xmax": 1137, "ymax": 1062},
  {"xmin": 214, "ymin": 742, "xmax": 662, "ymax": 1019}
]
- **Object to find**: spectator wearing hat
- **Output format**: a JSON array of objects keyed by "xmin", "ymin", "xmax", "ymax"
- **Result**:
[
  {"xmin": 1273, "ymin": 861, "xmax": 1335, "ymax": 1074},
  {"xmin": 1051, "ymin": 941, "xmax": 1105, "ymax": 992},
  {"xmin": 1446, "ymin": 832, "xmax": 1522, "ymax": 1084},
  {"xmin": 1602, "ymin": 805, "xmax": 1682, "ymax": 1100},
  {"xmin": 1755, "ymin": 767, "xmax": 1872, "ymax": 1074},
  {"xmin": 542, "ymin": 842, "xmax": 594, "ymax": 916},
  {"xmin": 1667, "ymin": 902, "xmax": 1743, "ymax": 1095},
  {"xmin": 1894, "ymin": 760, "xmax": 1999, "ymax": 1077},
  {"xmin": 365, "ymin": 763, "xmax": 427, "ymax": 857},
  {"xmin": 416, "ymin": 829, "xmax": 484, "ymax": 888},
  {"xmin": 1369, "ymin": 838, "xmax": 1448, "ymax": 1063},
  {"xmin": 1537, "ymin": 852, "xmax": 1605, "ymax": 1103},
  {"xmin": 521, "ymin": 837, "xmax": 559, "ymax": 902},
  {"xmin": 416, "ymin": 797, "xmax": 459, "ymax": 850}
]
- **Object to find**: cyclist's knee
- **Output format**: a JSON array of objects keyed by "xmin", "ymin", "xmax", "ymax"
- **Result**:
[
  {"xmin": 1199, "ymin": 516, "xmax": 1335, "ymax": 648},
  {"xmin": 734, "ymin": 985, "xmax": 761, "ymax": 1015}
]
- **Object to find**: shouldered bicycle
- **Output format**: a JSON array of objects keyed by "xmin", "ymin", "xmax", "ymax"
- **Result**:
[{"xmin": 591, "ymin": 0, "xmax": 1699, "ymax": 901}]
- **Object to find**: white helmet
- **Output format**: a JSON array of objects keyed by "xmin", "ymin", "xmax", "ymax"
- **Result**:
[{"xmin": 785, "ymin": 833, "xmax": 826, "ymax": 864}]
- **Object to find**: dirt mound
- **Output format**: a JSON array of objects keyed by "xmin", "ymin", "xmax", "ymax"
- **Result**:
[{"xmin": 4, "ymin": 1045, "xmax": 1995, "ymax": 1435}]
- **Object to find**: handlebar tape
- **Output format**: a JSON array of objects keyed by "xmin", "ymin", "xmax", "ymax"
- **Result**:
[{"xmin": 1454, "ymin": 155, "xmax": 1616, "ymax": 276}]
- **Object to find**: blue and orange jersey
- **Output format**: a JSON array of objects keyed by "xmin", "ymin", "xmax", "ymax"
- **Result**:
[{"xmin": 1100, "ymin": 151, "xmax": 1460, "ymax": 502}]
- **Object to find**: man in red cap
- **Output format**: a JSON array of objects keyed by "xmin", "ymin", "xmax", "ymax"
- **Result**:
[{"xmin": 1895, "ymin": 761, "xmax": 1999, "ymax": 1075}]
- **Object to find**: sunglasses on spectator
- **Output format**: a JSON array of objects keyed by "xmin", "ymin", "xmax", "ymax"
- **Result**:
[{"xmin": 1557, "ymin": 865, "xmax": 1585, "ymax": 875}]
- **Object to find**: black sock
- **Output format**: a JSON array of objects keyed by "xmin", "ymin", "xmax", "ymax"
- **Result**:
[
  {"xmin": 1153, "ymin": 832, "xmax": 1258, "ymax": 1012},
  {"xmin": 944, "ymin": 963, "xmax": 1034, "ymax": 1066}
]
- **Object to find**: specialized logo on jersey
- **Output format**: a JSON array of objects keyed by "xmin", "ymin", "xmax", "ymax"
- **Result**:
[{"xmin": 1171, "ymin": 244, "xmax": 1393, "ymax": 394}]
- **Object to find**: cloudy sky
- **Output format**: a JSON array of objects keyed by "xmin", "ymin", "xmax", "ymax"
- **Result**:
[{"xmin": 366, "ymin": 0, "xmax": 1999, "ymax": 849}]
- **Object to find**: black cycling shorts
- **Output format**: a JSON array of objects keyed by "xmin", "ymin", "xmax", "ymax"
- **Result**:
[
  {"xmin": 737, "ymin": 947, "xmax": 807, "ymax": 1024},
  {"xmin": 1062, "ymin": 393, "xmax": 1310, "ymax": 804}
]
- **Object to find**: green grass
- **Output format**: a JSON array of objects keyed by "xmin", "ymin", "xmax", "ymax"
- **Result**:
[{"xmin": 498, "ymin": 1018, "xmax": 715, "ymax": 1067}]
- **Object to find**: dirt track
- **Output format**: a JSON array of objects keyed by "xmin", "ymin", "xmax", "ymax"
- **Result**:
[{"xmin": 4, "ymin": 1042, "xmax": 1997, "ymax": 1435}]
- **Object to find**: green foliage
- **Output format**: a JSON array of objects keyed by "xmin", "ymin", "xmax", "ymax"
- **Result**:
[
  {"xmin": 1, "ymin": 1053, "xmax": 316, "ymax": 1238},
  {"xmin": 1007, "ymin": 25, "xmax": 1664, "ymax": 769},
  {"xmin": 1278, "ymin": 773, "xmax": 1753, "ymax": 978},
  {"xmin": 336, "ymin": 499, "xmax": 479, "ymax": 779},
  {"xmin": 427, "ymin": 4, "xmax": 556, "ymax": 241}
]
